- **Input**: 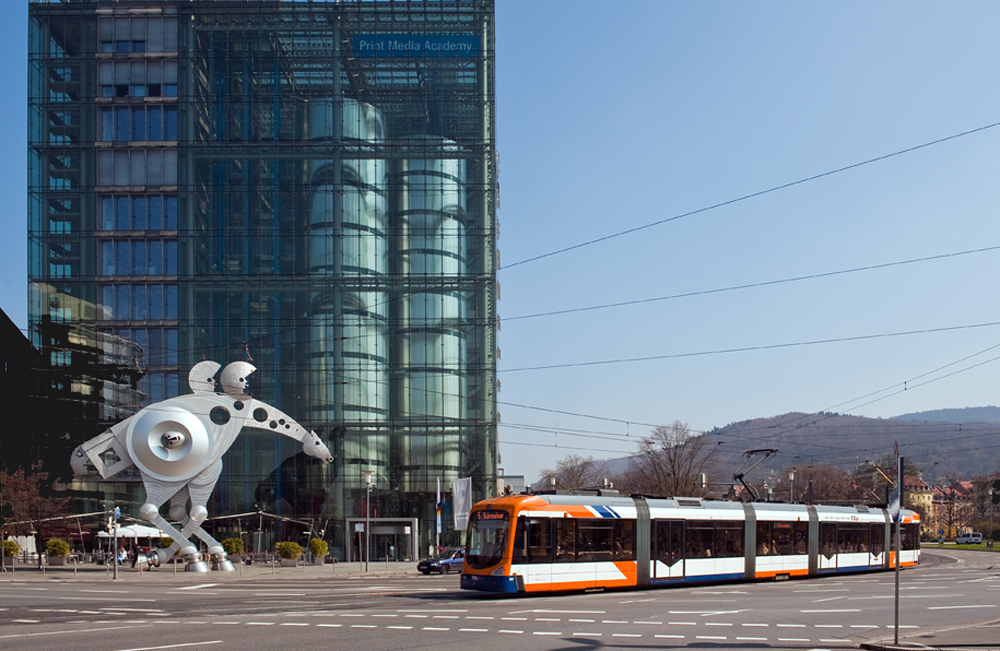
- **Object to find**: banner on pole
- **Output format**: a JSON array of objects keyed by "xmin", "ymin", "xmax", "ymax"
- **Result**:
[
  {"xmin": 436, "ymin": 477, "xmax": 442, "ymax": 535},
  {"xmin": 452, "ymin": 477, "xmax": 472, "ymax": 531}
]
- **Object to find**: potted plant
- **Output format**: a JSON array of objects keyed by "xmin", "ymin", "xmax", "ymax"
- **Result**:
[
  {"xmin": 275, "ymin": 541, "xmax": 303, "ymax": 567},
  {"xmin": 220, "ymin": 537, "xmax": 244, "ymax": 563},
  {"xmin": 3, "ymin": 539, "xmax": 20, "ymax": 566},
  {"xmin": 46, "ymin": 539, "xmax": 71, "ymax": 566},
  {"xmin": 308, "ymin": 537, "xmax": 328, "ymax": 564}
]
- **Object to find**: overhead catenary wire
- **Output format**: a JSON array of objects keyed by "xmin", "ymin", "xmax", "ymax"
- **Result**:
[{"xmin": 500, "ymin": 121, "xmax": 1000, "ymax": 270}]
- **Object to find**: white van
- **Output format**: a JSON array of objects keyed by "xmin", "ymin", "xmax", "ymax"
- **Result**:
[{"xmin": 956, "ymin": 532, "xmax": 983, "ymax": 544}]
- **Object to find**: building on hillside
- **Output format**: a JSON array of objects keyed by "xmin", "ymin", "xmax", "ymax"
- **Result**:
[
  {"xmin": 903, "ymin": 475, "xmax": 933, "ymax": 522},
  {"xmin": 932, "ymin": 483, "xmax": 974, "ymax": 538},
  {"xmin": 27, "ymin": 0, "xmax": 498, "ymax": 561}
]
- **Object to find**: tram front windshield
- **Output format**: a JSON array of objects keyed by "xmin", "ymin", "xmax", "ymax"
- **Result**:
[{"xmin": 466, "ymin": 509, "xmax": 509, "ymax": 569}]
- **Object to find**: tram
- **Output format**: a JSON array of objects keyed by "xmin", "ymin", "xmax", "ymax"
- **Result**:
[{"xmin": 460, "ymin": 493, "xmax": 920, "ymax": 594}]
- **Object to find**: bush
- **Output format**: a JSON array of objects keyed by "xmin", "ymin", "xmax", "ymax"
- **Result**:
[
  {"xmin": 159, "ymin": 537, "xmax": 173, "ymax": 548},
  {"xmin": 308, "ymin": 538, "xmax": 328, "ymax": 558},
  {"xmin": 46, "ymin": 539, "xmax": 71, "ymax": 558},
  {"xmin": 220, "ymin": 537, "xmax": 244, "ymax": 556},
  {"xmin": 275, "ymin": 541, "xmax": 303, "ymax": 560},
  {"xmin": 3, "ymin": 540, "xmax": 20, "ymax": 558}
]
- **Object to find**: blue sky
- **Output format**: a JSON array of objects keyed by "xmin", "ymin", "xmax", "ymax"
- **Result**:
[{"xmin": 3, "ymin": 2, "xmax": 999, "ymax": 483}]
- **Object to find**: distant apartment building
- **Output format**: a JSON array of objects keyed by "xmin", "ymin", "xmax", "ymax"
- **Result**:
[{"xmin": 27, "ymin": 0, "xmax": 498, "ymax": 559}]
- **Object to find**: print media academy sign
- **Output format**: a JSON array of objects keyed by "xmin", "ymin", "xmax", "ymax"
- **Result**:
[{"xmin": 353, "ymin": 34, "xmax": 479, "ymax": 58}]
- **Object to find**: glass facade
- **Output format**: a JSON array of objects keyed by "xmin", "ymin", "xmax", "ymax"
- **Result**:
[{"xmin": 28, "ymin": 0, "xmax": 497, "ymax": 560}]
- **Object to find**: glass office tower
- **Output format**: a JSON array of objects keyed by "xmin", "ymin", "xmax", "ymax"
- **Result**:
[{"xmin": 28, "ymin": 0, "xmax": 497, "ymax": 560}]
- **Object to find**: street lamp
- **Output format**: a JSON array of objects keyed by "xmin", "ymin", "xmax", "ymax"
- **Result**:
[
  {"xmin": 362, "ymin": 469, "xmax": 374, "ymax": 572},
  {"xmin": 788, "ymin": 469, "xmax": 796, "ymax": 503}
]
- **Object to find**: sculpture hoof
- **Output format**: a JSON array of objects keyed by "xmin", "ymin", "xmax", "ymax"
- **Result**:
[{"xmin": 189, "ymin": 506, "xmax": 208, "ymax": 522}]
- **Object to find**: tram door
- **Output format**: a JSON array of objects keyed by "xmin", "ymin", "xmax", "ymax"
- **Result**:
[
  {"xmin": 653, "ymin": 520, "xmax": 685, "ymax": 580},
  {"xmin": 818, "ymin": 522, "xmax": 837, "ymax": 571}
]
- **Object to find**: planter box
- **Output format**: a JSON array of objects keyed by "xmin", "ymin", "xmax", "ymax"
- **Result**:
[
  {"xmin": 313, "ymin": 557, "xmax": 327, "ymax": 565},
  {"xmin": 48, "ymin": 557, "xmax": 67, "ymax": 566},
  {"xmin": 279, "ymin": 558, "xmax": 299, "ymax": 567}
]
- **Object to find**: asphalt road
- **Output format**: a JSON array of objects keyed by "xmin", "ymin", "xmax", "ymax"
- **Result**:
[{"xmin": 1, "ymin": 549, "xmax": 997, "ymax": 651}]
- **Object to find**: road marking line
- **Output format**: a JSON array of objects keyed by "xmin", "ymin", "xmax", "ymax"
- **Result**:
[
  {"xmin": 777, "ymin": 623, "xmax": 806, "ymax": 627},
  {"xmin": 612, "ymin": 633, "xmax": 641, "ymax": 638},
  {"xmin": 706, "ymin": 622, "xmax": 733, "ymax": 626},
  {"xmin": 655, "ymin": 634, "xmax": 685, "ymax": 639},
  {"xmin": 816, "ymin": 624, "xmax": 844, "ymax": 627},
  {"xmin": 569, "ymin": 619, "xmax": 594, "ymax": 623},
  {"xmin": 533, "ymin": 632, "xmax": 561, "ymax": 636},
  {"xmin": 459, "ymin": 628, "xmax": 488, "ymax": 632},
  {"xmin": 742, "ymin": 623, "xmax": 769, "ymax": 627},
  {"xmin": 499, "ymin": 630, "xmax": 523, "ymax": 634},
  {"xmin": 737, "ymin": 637, "xmax": 767, "ymax": 641},
  {"xmin": 386, "ymin": 626, "xmax": 411, "ymax": 630},
  {"xmin": 350, "ymin": 625, "xmax": 376, "ymax": 628},
  {"xmin": 927, "ymin": 604, "xmax": 997, "ymax": 610},
  {"xmin": 634, "ymin": 621, "xmax": 662, "ymax": 625},
  {"xmin": 603, "ymin": 619, "xmax": 627, "ymax": 624},
  {"xmin": 280, "ymin": 623, "xmax": 308, "ymax": 626},
  {"xmin": 572, "ymin": 632, "xmax": 601, "ymax": 637},
  {"xmin": 501, "ymin": 617, "xmax": 527, "ymax": 621},
  {"xmin": 536, "ymin": 618, "xmax": 560, "ymax": 622},
  {"xmin": 696, "ymin": 635, "xmax": 727, "ymax": 640},
  {"xmin": 423, "ymin": 627, "xmax": 450, "ymax": 631},
  {"xmin": 467, "ymin": 616, "xmax": 494, "ymax": 620},
  {"xmin": 778, "ymin": 638, "xmax": 811, "ymax": 642},
  {"xmin": 114, "ymin": 643, "xmax": 222, "ymax": 651},
  {"xmin": 801, "ymin": 609, "xmax": 861, "ymax": 613},
  {"xmin": 669, "ymin": 621, "xmax": 696, "ymax": 626},
  {"xmin": 245, "ymin": 623, "xmax": 274, "ymax": 626}
]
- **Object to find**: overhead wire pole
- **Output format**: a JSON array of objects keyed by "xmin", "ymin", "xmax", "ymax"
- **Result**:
[{"xmin": 894, "ymin": 453, "xmax": 904, "ymax": 646}]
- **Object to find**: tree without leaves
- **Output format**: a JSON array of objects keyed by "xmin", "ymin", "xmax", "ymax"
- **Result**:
[
  {"xmin": 0, "ymin": 463, "xmax": 73, "ymax": 556},
  {"xmin": 538, "ymin": 454, "xmax": 608, "ymax": 491},
  {"xmin": 618, "ymin": 421, "xmax": 719, "ymax": 498},
  {"xmin": 778, "ymin": 464, "xmax": 851, "ymax": 504}
]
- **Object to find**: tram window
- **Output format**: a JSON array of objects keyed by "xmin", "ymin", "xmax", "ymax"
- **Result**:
[
  {"xmin": 554, "ymin": 518, "xmax": 575, "ymax": 562},
  {"xmin": 614, "ymin": 520, "xmax": 635, "ymax": 561},
  {"xmin": 837, "ymin": 523, "xmax": 856, "ymax": 553},
  {"xmin": 527, "ymin": 518, "xmax": 552, "ymax": 563},
  {"xmin": 716, "ymin": 523, "xmax": 743, "ymax": 558},
  {"xmin": 870, "ymin": 524, "xmax": 885, "ymax": 556},
  {"xmin": 756, "ymin": 522, "xmax": 774, "ymax": 556},
  {"xmin": 512, "ymin": 518, "xmax": 528, "ymax": 563},
  {"xmin": 578, "ymin": 520, "xmax": 613, "ymax": 561},
  {"xmin": 792, "ymin": 522, "xmax": 808, "ymax": 555},
  {"xmin": 820, "ymin": 522, "xmax": 837, "ymax": 558},
  {"xmin": 687, "ymin": 521, "xmax": 713, "ymax": 558},
  {"xmin": 901, "ymin": 524, "xmax": 919, "ymax": 550}
]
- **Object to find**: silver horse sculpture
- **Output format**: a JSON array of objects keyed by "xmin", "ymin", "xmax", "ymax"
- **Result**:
[{"xmin": 72, "ymin": 361, "xmax": 333, "ymax": 570}]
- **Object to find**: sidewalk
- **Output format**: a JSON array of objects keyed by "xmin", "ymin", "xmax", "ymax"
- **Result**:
[
  {"xmin": 860, "ymin": 619, "xmax": 1000, "ymax": 651},
  {"xmin": 1, "ymin": 558, "xmax": 423, "ymax": 583}
]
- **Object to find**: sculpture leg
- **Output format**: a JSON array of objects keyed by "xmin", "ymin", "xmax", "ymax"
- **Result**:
[
  {"xmin": 139, "ymin": 480, "xmax": 200, "ymax": 566},
  {"xmin": 178, "ymin": 477, "xmax": 234, "ymax": 570}
]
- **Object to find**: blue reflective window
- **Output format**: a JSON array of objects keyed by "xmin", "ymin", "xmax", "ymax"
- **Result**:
[
  {"xmin": 115, "ymin": 285, "xmax": 130, "ymax": 319},
  {"xmin": 165, "ymin": 109, "xmax": 178, "ymax": 141},
  {"xmin": 164, "ymin": 84, "xmax": 177, "ymax": 98},
  {"xmin": 150, "ymin": 327, "xmax": 162, "ymax": 355},
  {"xmin": 101, "ymin": 108, "xmax": 113, "ymax": 141},
  {"xmin": 149, "ymin": 196, "xmax": 163, "ymax": 230},
  {"xmin": 149, "ymin": 285, "xmax": 163, "ymax": 320},
  {"xmin": 133, "ymin": 284, "xmax": 147, "ymax": 320},
  {"xmin": 133, "ymin": 197, "xmax": 146, "ymax": 230},
  {"xmin": 132, "ymin": 108, "xmax": 145, "ymax": 140},
  {"xmin": 101, "ymin": 197, "xmax": 114, "ymax": 230},
  {"xmin": 102, "ymin": 241, "xmax": 114, "ymax": 275},
  {"xmin": 148, "ymin": 108, "xmax": 162, "ymax": 141},
  {"xmin": 165, "ymin": 285, "xmax": 178, "ymax": 320},
  {"xmin": 101, "ymin": 286, "xmax": 113, "ymax": 318},
  {"xmin": 134, "ymin": 328, "xmax": 148, "ymax": 351},
  {"xmin": 166, "ymin": 330, "xmax": 178, "ymax": 364},
  {"xmin": 116, "ymin": 241, "xmax": 129, "ymax": 275},
  {"xmin": 133, "ymin": 241, "xmax": 146, "ymax": 275},
  {"xmin": 116, "ymin": 196, "xmax": 130, "ymax": 230},
  {"xmin": 165, "ymin": 241, "xmax": 177, "ymax": 275},
  {"xmin": 165, "ymin": 197, "xmax": 178, "ymax": 230},
  {"xmin": 115, "ymin": 108, "xmax": 129, "ymax": 141},
  {"xmin": 149, "ymin": 241, "xmax": 162, "ymax": 275}
]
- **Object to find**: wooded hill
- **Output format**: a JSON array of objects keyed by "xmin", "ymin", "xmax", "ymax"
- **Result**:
[{"xmin": 703, "ymin": 408, "xmax": 1000, "ymax": 481}]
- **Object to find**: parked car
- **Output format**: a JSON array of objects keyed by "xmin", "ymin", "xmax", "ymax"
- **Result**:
[
  {"xmin": 956, "ymin": 532, "xmax": 983, "ymax": 545},
  {"xmin": 417, "ymin": 548, "xmax": 465, "ymax": 574}
]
